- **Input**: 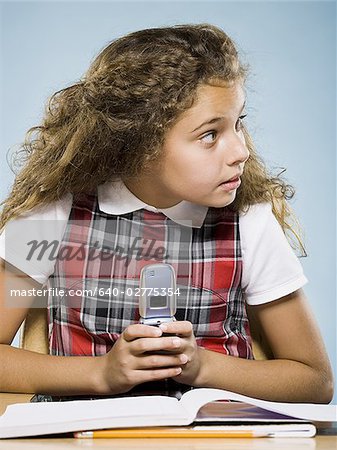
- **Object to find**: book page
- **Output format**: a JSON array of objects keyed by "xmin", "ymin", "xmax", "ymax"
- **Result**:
[
  {"xmin": 179, "ymin": 388, "xmax": 337, "ymax": 422},
  {"xmin": 0, "ymin": 395, "xmax": 190, "ymax": 438},
  {"xmin": 195, "ymin": 401, "xmax": 308, "ymax": 422}
]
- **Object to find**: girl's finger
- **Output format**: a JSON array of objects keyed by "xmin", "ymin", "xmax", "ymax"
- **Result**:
[
  {"xmin": 122, "ymin": 324, "xmax": 162, "ymax": 342},
  {"xmin": 136, "ymin": 367, "xmax": 183, "ymax": 384},
  {"xmin": 159, "ymin": 320, "xmax": 193, "ymax": 336},
  {"xmin": 131, "ymin": 336, "xmax": 183, "ymax": 355},
  {"xmin": 137, "ymin": 353, "xmax": 188, "ymax": 369}
]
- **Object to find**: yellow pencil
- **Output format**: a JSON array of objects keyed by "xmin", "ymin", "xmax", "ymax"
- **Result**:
[{"xmin": 74, "ymin": 427, "xmax": 270, "ymax": 439}]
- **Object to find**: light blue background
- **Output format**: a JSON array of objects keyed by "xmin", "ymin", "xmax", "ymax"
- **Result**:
[{"xmin": 1, "ymin": 1, "xmax": 336, "ymax": 401}]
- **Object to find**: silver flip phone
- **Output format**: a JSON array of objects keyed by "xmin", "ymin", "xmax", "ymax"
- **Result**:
[{"xmin": 139, "ymin": 263, "xmax": 177, "ymax": 327}]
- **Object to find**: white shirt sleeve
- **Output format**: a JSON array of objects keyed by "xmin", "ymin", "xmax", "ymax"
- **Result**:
[
  {"xmin": 239, "ymin": 202, "xmax": 308, "ymax": 305},
  {"xmin": 0, "ymin": 194, "xmax": 73, "ymax": 285}
]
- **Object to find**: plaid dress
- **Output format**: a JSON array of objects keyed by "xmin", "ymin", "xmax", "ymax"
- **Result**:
[{"xmin": 47, "ymin": 192, "xmax": 253, "ymax": 363}]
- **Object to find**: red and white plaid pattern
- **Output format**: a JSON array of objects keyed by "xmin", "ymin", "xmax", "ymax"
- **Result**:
[{"xmin": 47, "ymin": 193, "xmax": 253, "ymax": 360}]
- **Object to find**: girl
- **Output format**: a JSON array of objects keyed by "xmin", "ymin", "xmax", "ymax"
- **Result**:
[{"xmin": 0, "ymin": 24, "xmax": 333, "ymax": 403}]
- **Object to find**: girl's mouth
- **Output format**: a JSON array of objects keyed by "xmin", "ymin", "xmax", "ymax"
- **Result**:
[{"xmin": 219, "ymin": 177, "xmax": 241, "ymax": 191}]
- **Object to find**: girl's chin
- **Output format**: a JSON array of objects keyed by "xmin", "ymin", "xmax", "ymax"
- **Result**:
[
  {"xmin": 194, "ymin": 195, "xmax": 235, "ymax": 209},
  {"xmin": 188, "ymin": 188, "xmax": 237, "ymax": 208},
  {"xmin": 209, "ymin": 193, "xmax": 236, "ymax": 208}
]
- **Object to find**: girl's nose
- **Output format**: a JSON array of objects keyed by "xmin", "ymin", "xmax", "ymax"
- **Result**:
[{"xmin": 226, "ymin": 133, "xmax": 250, "ymax": 165}]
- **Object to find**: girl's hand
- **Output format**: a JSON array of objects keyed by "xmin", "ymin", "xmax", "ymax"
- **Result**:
[
  {"xmin": 159, "ymin": 320, "xmax": 204, "ymax": 386},
  {"xmin": 97, "ymin": 324, "xmax": 187, "ymax": 395}
]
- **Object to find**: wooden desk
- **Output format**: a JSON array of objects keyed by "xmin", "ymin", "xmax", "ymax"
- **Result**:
[{"xmin": 0, "ymin": 393, "xmax": 336, "ymax": 449}]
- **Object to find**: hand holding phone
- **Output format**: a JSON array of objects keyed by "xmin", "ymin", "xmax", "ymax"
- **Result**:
[
  {"xmin": 98, "ymin": 263, "xmax": 199, "ymax": 394},
  {"xmin": 136, "ymin": 266, "xmax": 201, "ymax": 386},
  {"xmin": 99, "ymin": 323, "xmax": 187, "ymax": 395}
]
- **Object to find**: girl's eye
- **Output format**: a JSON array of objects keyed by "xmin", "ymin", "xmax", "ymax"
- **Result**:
[
  {"xmin": 199, "ymin": 114, "xmax": 247, "ymax": 145},
  {"xmin": 200, "ymin": 131, "xmax": 217, "ymax": 144},
  {"xmin": 236, "ymin": 114, "xmax": 247, "ymax": 132}
]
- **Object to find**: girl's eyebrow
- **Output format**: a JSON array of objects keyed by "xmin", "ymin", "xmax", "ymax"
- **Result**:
[{"xmin": 190, "ymin": 100, "xmax": 246, "ymax": 134}]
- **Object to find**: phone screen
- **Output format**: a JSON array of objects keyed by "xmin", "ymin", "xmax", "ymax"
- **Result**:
[{"xmin": 149, "ymin": 295, "xmax": 168, "ymax": 308}]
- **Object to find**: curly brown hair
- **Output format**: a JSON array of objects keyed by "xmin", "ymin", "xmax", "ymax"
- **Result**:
[{"xmin": 0, "ymin": 23, "xmax": 306, "ymax": 256}]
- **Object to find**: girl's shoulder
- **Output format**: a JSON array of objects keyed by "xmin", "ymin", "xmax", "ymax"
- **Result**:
[
  {"xmin": 238, "ymin": 201, "xmax": 273, "ymax": 238},
  {"xmin": 239, "ymin": 201, "xmax": 308, "ymax": 305},
  {"xmin": 238, "ymin": 201, "xmax": 289, "ymax": 262},
  {"xmin": 0, "ymin": 193, "xmax": 74, "ymax": 284},
  {"xmin": 0, "ymin": 192, "xmax": 74, "ymax": 243},
  {"xmin": 239, "ymin": 201, "xmax": 272, "ymax": 220},
  {"xmin": 19, "ymin": 193, "xmax": 74, "ymax": 222}
]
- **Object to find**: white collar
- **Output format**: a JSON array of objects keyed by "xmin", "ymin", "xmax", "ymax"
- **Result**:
[{"xmin": 97, "ymin": 179, "xmax": 208, "ymax": 228}]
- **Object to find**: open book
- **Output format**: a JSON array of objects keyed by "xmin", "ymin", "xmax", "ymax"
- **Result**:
[{"xmin": 0, "ymin": 388, "xmax": 336, "ymax": 438}]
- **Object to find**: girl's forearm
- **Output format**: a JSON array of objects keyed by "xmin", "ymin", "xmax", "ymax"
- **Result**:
[
  {"xmin": 0, "ymin": 344, "xmax": 105, "ymax": 395},
  {"xmin": 195, "ymin": 347, "xmax": 333, "ymax": 403}
]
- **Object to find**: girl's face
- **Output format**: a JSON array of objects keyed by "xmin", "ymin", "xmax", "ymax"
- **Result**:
[{"xmin": 124, "ymin": 81, "xmax": 249, "ymax": 209}]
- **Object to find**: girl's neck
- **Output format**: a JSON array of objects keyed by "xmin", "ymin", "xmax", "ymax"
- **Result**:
[{"xmin": 122, "ymin": 176, "xmax": 182, "ymax": 210}]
